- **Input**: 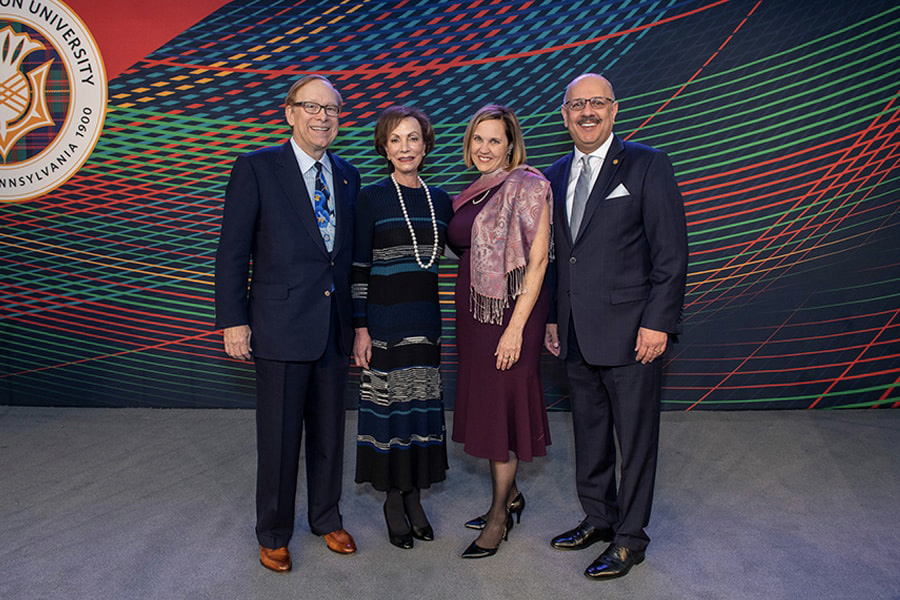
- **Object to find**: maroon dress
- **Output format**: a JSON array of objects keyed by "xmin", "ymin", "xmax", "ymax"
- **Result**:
[{"xmin": 448, "ymin": 189, "xmax": 551, "ymax": 462}]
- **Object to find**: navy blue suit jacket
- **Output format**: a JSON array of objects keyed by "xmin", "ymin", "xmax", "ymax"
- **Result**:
[
  {"xmin": 545, "ymin": 134, "xmax": 687, "ymax": 366},
  {"xmin": 215, "ymin": 141, "xmax": 360, "ymax": 361}
]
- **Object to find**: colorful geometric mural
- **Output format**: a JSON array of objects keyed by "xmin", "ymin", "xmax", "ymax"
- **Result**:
[{"xmin": 1, "ymin": 0, "xmax": 898, "ymax": 409}]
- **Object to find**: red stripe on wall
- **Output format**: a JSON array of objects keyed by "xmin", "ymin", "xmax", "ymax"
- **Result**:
[{"xmin": 67, "ymin": 0, "xmax": 232, "ymax": 79}]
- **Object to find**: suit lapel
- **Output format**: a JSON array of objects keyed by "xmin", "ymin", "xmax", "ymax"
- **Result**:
[
  {"xmin": 275, "ymin": 141, "xmax": 329, "ymax": 256},
  {"xmin": 576, "ymin": 134, "xmax": 624, "ymax": 242},
  {"xmin": 552, "ymin": 153, "xmax": 575, "ymax": 245}
]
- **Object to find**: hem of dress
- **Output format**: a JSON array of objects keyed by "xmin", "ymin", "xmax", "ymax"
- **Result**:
[
  {"xmin": 354, "ymin": 475, "xmax": 447, "ymax": 493},
  {"xmin": 453, "ymin": 439, "xmax": 551, "ymax": 463}
]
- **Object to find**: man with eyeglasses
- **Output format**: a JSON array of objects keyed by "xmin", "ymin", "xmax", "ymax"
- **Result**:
[
  {"xmin": 215, "ymin": 74, "xmax": 361, "ymax": 573},
  {"xmin": 544, "ymin": 73, "xmax": 688, "ymax": 580}
]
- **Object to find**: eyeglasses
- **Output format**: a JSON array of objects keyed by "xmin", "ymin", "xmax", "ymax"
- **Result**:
[
  {"xmin": 563, "ymin": 96, "xmax": 616, "ymax": 111},
  {"xmin": 291, "ymin": 100, "xmax": 342, "ymax": 117}
]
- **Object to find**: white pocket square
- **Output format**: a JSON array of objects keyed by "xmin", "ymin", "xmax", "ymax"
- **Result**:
[{"xmin": 606, "ymin": 183, "xmax": 630, "ymax": 199}]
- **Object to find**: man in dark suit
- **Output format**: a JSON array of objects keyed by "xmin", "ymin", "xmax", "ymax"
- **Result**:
[
  {"xmin": 215, "ymin": 75, "xmax": 360, "ymax": 573},
  {"xmin": 544, "ymin": 73, "xmax": 688, "ymax": 580}
]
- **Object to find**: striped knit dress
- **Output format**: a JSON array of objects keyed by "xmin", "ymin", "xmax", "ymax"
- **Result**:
[{"xmin": 352, "ymin": 178, "xmax": 452, "ymax": 491}]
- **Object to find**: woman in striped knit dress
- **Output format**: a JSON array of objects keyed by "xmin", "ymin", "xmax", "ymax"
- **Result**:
[{"xmin": 351, "ymin": 105, "xmax": 452, "ymax": 549}]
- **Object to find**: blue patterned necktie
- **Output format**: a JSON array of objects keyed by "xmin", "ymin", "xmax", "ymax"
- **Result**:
[{"xmin": 314, "ymin": 161, "xmax": 335, "ymax": 251}]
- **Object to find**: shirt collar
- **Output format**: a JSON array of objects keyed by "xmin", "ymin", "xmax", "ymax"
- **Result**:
[
  {"xmin": 573, "ymin": 132, "xmax": 614, "ymax": 165},
  {"xmin": 289, "ymin": 137, "xmax": 332, "ymax": 175}
]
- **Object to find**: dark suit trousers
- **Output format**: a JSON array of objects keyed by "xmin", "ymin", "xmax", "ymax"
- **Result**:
[
  {"xmin": 567, "ymin": 320, "xmax": 661, "ymax": 552},
  {"xmin": 254, "ymin": 308, "xmax": 348, "ymax": 549}
]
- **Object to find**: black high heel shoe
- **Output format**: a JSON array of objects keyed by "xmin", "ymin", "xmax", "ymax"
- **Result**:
[
  {"xmin": 403, "ymin": 488, "xmax": 434, "ymax": 541},
  {"xmin": 461, "ymin": 512, "xmax": 513, "ymax": 559},
  {"xmin": 464, "ymin": 492, "xmax": 525, "ymax": 530},
  {"xmin": 384, "ymin": 496, "xmax": 413, "ymax": 549},
  {"xmin": 411, "ymin": 523, "xmax": 434, "ymax": 542}
]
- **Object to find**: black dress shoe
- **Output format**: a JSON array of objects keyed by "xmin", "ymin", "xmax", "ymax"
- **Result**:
[
  {"xmin": 389, "ymin": 531, "xmax": 414, "ymax": 549},
  {"xmin": 550, "ymin": 520, "xmax": 614, "ymax": 550},
  {"xmin": 584, "ymin": 543, "xmax": 645, "ymax": 579},
  {"xmin": 411, "ymin": 524, "xmax": 434, "ymax": 541}
]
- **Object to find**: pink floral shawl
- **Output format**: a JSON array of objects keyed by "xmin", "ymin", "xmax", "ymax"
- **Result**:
[{"xmin": 453, "ymin": 165, "xmax": 552, "ymax": 325}]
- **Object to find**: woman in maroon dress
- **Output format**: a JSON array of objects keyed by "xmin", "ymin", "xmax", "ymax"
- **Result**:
[{"xmin": 447, "ymin": 104, "xmax": 552, "ymax": 558}]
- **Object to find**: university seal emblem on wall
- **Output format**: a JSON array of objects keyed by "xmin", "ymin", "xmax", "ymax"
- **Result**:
[{"xmin": 0, "ymin": 0, "xmax": 106, "ymax": 202}]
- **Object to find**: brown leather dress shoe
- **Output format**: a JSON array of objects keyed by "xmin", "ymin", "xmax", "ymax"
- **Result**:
[
  {"xmin": 259, "ymin": 545, "xmax": 291, "ymax": 572},
  {"xmin": 323, "ymin": 529, "xmax": 357, "ymax": 554}
]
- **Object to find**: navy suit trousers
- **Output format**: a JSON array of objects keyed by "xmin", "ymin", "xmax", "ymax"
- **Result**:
[
  {"xmin": 254, "ymin": 305, "xmax": 349, "ymax": 549},
  {"xmin": 566, "ymin": 319, "xmax": 662, "ymax": 552}
]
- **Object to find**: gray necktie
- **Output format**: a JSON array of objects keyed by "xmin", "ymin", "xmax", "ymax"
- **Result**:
[{"xmin": 570, "ymin": 155, "xmax": 593, "ymax": 237}]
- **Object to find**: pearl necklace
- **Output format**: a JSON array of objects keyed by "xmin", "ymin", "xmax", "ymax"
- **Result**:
[{"xmin": 391, "ymin": 173, "xmax": 439, "ymax": 270}]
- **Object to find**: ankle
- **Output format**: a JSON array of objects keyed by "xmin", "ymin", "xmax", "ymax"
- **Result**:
[
  {"xmin": 485, "ymin": 507, "xmax": 508, "ymax": 526},
  {"xmin": 384, "ymin": 490, "xmax": 405, "ymax": 517},
  {"xmin": 403, "ymin": 491, "xmax": 430, "ymax": 528},
  {"xmin": 476, "ymin": 519, "xmax": 507, "ymax": 548}
]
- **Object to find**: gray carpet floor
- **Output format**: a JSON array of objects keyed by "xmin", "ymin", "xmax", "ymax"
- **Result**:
[{"xmin": 1, "ymin": 407, "xmax": 898, "ymax": 600}]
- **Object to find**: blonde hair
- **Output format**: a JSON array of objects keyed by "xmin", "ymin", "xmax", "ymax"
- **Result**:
[{"xmin": 462, "ymin": 104, "xmax": 526, "ymax": 170}]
